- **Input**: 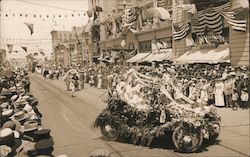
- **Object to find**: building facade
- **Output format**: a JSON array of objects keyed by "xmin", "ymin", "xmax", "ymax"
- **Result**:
[
  {"xmin": 86, "ymin": 0, "xmax": 249, "ymax": 66},
  {"xmin": 51, "ymin": 26, "xmax": 84, "ymax": 67}
]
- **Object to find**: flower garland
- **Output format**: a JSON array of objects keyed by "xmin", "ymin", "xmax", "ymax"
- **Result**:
[{"xmin": 95, "ymin": 69, "xmax": 221, "ymax": 147}]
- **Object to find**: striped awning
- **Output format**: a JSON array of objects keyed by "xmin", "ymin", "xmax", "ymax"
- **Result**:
[
  {"xmin": 127, "ymin": 53, "xmax": 150, "ymax": 63},
  {"xmin": 174, "ymin": 47, "xmax": 230, "ymax": 64},
  {"xmin": 142, "ymin": 49, "xmax": 172, "ymax": 62}
]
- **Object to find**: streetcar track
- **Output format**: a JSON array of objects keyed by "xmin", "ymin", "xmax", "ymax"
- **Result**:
[
  {"xmin": 217, "ymin": 143, "xmax": 249, "ymax": 157},
  {"xmin": 32, "ymin": 75, "xmax": 182, "ymax": 157},
  {"xmin": 31, "ymin": 74, "xmax": 249, "ymax": 157},
  {"xmin": 31, "ymin": 75, "xmax": 125, "ymax": 157}
]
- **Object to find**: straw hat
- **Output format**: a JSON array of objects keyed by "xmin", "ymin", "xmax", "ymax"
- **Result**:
[
  {"xmin": 23, "ymin": 104, "xmax": 33, "ymax": 113},
  {"xmin": 11, "ymin": 110, "xmax": 29, "ymax": 122},
  {"xmin": 10, "ymin": 95, "xmax": 18, "ymax": 102},
  {"xmin": 0, "ymin": 145, "xmax": 11, "ymax": 157},
  {"xmin": 2, "ymin": 109, "xmax": 14, "ymax": 117},
  {"xmin": 23, "ymin": 120, "xmax": 39, "ymax": 132},
  {"xmin": 2, "ymin": 120, "xmax": 21, "ymax": 131},
  {"xmin": 1, "ymin": 102, "xmax": 10, "ymax": 108}
]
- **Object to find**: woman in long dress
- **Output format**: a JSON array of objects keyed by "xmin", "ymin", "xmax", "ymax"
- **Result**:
[
  {"xmin": 214, "ymin": 80, "xmax": 225, "ymax": 107},
  {"xmin": 97, "ymin": 72, "xmax": 102, "ymax": 89}
]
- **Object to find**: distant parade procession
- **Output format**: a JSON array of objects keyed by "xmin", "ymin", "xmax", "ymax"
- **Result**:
[{"xmin": 0, "ymin": 0, "xmax": 249, "ymax": 157}]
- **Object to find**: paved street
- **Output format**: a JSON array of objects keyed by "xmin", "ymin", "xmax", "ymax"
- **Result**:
[{"xmin": 30, "ymin": 74, "xmax": 249, "ymax": 157}]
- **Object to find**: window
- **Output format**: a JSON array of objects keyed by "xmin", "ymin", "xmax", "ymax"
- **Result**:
[
  {"xmin": 156, "ymin": 37, "xmax": 172, "ymax": 48},
  {"xmin": 69, "ymin": 34, "xmax": 72, "ymax": 40},
  {"xmin": 139, "ymin": 40, "xmax": 151, "ymax": 52},
  {"xmin": 191, "ymin": 27, "xmax": 229, "ymax": 48}
]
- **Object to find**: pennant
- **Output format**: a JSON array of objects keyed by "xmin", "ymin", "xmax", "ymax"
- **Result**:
[
  {"xmin": 24, "ymin": 23, "xmax": 34, "ymax": 35},
  {"xmin": 7, "ymin": 44, "xmax": 13, "ymax": 53},
  {"xmin": 21, "ymin": 46, "xmax": 27, "ymax": 53}
]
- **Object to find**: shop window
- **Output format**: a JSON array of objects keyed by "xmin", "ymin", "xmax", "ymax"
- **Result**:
[
  {"xmin": 156, "ymin": 37, "xmax": 172, "ymax": 49},
  {"xmin": 192, "ymin": 27, "xmax": 229, "ymax": 48},
  {"xmin": 139, "ymin": 40, "xmax": 151, "ymax": 52}
]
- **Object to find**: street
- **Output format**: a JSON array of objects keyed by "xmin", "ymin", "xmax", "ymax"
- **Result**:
[{"xmin": 30, "ymin": 73, "xmax": 250, "ymax": 157}]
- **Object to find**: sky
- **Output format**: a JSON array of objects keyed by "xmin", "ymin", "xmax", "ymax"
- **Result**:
[{"xmin": 0, "ymin": 0, "xmax": 89, "ymax": 59}]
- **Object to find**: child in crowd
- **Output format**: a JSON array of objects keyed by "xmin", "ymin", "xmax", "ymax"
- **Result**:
[
  {"xmin": 231, "ymin": 89, "xmax": 239, "ymax": 110},
  {"xmin": 240, "ymin": 88, "xmax": 249, "ymax": 109}
]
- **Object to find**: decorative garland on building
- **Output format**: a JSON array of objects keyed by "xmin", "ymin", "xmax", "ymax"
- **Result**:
[
  {"xmin": 173, "ymin": 23, "xmax": 190, "ymax": 41},
  {"xmin": 94, "ymin": 68, "xmax": 221, "ymax": 147},
  {"xmin": 221, "ymin": 8, "xmax": 247, "ymax": 32},
  {"xmin": 191, "ymin": 10, "xmax": 223, "ymax": 35}
]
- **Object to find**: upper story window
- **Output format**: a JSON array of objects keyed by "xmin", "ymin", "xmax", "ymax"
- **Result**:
[
  {"xmin": 139, "ymin": 40, "xmax": 151, "ymax": 52},
  {"xmin": 156, "ymin": 37, "xmax": 172, "ymax": 49}
]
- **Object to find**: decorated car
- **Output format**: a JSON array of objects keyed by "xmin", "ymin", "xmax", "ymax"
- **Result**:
[{"xmin": 94, "ymin": 68, "xmax": 221, "ymax": 153}]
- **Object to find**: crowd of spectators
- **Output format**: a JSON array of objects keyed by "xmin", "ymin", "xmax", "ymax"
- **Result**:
[{"xmin": 39, "ymin": 63, "xmax": 249, "ymax": 109}]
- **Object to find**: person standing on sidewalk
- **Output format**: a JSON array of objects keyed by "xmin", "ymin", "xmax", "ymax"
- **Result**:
[
  {"xmin": 224, "ymin": 77, "xmax": 234, "ymax": 108},
  {"xmin": 240, "ymin": 88, "xmax": 249, "ymax": 109},
  {"xmin": 69, "ymin": 76, "xmax": 76, "ymax": 97},
  {"xmin": 232, "ymin": 89, "xmax": 239, "ymax": 110},
  {"xmin": 97, "ymin": 71, "xmax": 102, "ymax": 89}
]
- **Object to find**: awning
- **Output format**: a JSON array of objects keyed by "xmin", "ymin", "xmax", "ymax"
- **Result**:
[
  {"xmin": 142, "ymin": 49, "xmax": 173, "ymax": 62},
  {"xmin": 174, "ymin": 47, "xmax": 230, "ymax": 64},
  {"xmin": 127, "ymin": 53, "xmax": 150, "ymax": 63}
]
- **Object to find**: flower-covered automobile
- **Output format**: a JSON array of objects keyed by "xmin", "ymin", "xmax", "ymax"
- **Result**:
[{"xmin": 94, "ymin": 69, "xmax": 221, "ymax": 153}]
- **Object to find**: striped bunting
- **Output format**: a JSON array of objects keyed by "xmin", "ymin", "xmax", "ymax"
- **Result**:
[
  {"xmin": 122, "ymin": 8, "xmax": 137, "ymax": 27},
  {"xmin": 157, "ymin": 0, "xmax": 166, "ymax": 7},
  {"xmin": 213, "ymin": 2, "xmax": 230, "ymax": 12},
  {"xmin": 191, "ymin": 10, "xmax": 223, "ymax": 35},
  {"xmin": 173, "ymin": 23, "xmax": 190, "ymax": 40},
  {"xmin": 221, "ymin": 9, "xmax": 247, "ymax": 31}
]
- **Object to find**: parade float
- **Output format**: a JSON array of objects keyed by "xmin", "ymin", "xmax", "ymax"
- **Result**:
[{"xmin": 94, "ymin": 68, "xmax": 221, "ymax": 153}]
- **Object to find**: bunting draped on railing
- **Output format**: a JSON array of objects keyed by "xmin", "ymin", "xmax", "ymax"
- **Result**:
[
  {"xmin": 221, "ymin": 8, "xmax": 247, "ymax": 32},
  {"xmin": 212, "ymin": 2, "xmax": 230, "ymax": 12},
  {"xmin": 172, "ymin": 22, "xmax": 190, "ymax": 40},
  {"xmin": 191, "ymin": 2, "xmax": 232, "ymax": 35},
  {"xmin": 191, "ymin": 10, "xmax": 223, "ymax": 35},
  {"xmin": 157, "ymin": 0, "xmax": 166, "ymax": 8},
  {"xmin": 122, "ymin": 7, "xmax": 138, "ymax": 28}
]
